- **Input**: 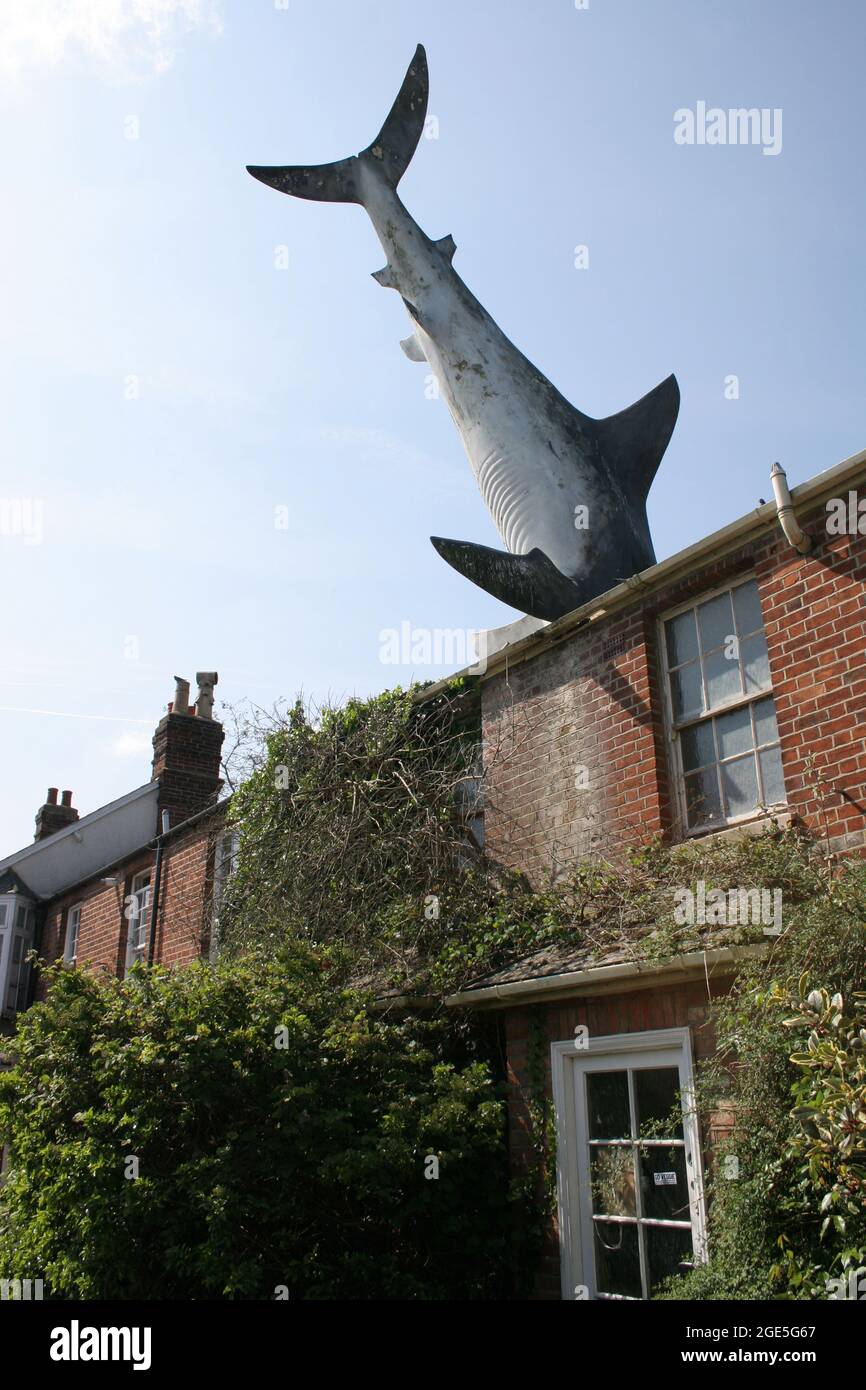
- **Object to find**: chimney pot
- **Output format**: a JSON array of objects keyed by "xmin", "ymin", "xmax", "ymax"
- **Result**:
[
  {"xmin": 151, "ymin": 673, "xmax": 224, "ymax": 824},
  {"xmin": 173, "ymin": 676, "xmax": 191, "ymax": 717},
  {"xmin": 35, "ymin": 787, "xmax": 79, "ymax": 841}
]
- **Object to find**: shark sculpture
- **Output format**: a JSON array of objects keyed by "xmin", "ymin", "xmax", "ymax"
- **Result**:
[{"xmin": 248, "ymin": 45, "xmax": 679, "ymax": 621}]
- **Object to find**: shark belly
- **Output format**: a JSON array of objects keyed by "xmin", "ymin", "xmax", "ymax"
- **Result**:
[{"xmin": 419, "ymin": 324, "xmax": 606, "ymax": 579}]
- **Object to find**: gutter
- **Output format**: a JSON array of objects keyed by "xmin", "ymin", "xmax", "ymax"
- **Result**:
[
  {"xmin": 417, "ymin": 444, "xmax": 866, "ymax": 700},
  {"xmin": 26, "ymin": 796, "xmax": 231, "ymax": 906},
  {"xmin": 444, "ymin": 943, "xmax": 767, "ymax": 1010}
]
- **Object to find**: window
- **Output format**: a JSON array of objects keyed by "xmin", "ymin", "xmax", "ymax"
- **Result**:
[
  {"xmin": 661, "ymin": 576, "xmax": 786, "ymax": 833},
  {"xmin": 64, "ymin": 904, "xmax": 82, "ymax": 964},
  {"xmin": 124, "ymin": 872, "xmax": 152, "ymax": 975},
  {"xmin": 552, "ymin": 1029, "xmax": 706, "ymax": 1300},
  {"xmin": 456, "ymin": 745, "xmax": 485, "ymax": 849},
  {"xmin": 0, "ymin": 897, "xmax": 36, "ymax": 1018},
  {"xmin": 209, "ymin": 831, "xmax": 239, "ymax": 961}
]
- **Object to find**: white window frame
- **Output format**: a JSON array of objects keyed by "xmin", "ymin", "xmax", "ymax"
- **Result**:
[
  {"xmin": 124, "ymin": 871, "xmax": 152, "ymax": 976},
  {"xmin": 64, "ymin": 903, "xmax": 82, "ymax": 965},
  {"xmin": 209, "ymin": 830, "xmax": 239, "ymax": 962},
  {"xmin": 0, "ymin": 897, "xmax": 36, "ymax": 1018},
  {"xmin": 551, "ymin": 1027, "xmax": 707, "ymax": 1301},
  {"xmin": 659, "ymin": 574, "xmax": 787, "ymax": 837}
]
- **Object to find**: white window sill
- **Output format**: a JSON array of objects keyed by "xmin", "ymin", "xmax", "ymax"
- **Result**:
[{"xmin": 683, "ymin": 807, "xmax": 793, "ymax": 846}]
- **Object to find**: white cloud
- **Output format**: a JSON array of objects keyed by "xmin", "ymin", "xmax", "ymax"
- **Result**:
[
  {"xmin": 0, "ymin": 0, "xmax": 223, "ymax": 85},
  {"xmin": 110, "ymin": 729, "xmax": 153, "ymax": 756}
]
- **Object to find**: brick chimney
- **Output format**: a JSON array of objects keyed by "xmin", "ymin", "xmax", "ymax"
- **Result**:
[
  {"xmin": 151, "ymin": 672, "xmax": 224, "ymax": 825},
  {"xmin": 34, "ymin": 788, "xmax": 79, "ymax": 841}
]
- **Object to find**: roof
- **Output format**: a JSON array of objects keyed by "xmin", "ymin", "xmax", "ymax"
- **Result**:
[
  {"xmin": 0, "ymin": 782, "xmax": 159, "ymax": 902},
  {"xmin": 445, "ymin": 939, "xmax": 768, "ymax": 1009},
  {"xmin": 418, "ymin": 444, "xmax": 866, "ymax": 699},
  {"xmin": 0, "ymin": 867, "xmax": 34, "ymax": 896}
]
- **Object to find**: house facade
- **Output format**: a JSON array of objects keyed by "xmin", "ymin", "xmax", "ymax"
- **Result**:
[
  {"xmin": 440, "ymin": 448, "xmax": 866, "ymax": 1299},
  {"xmin": 0, "ymin": 674, "xmax": 232, "ymax": 1033},
  {"xmin": 3, "ymin": 449, "xmax": 866, "ymax": 1300}
]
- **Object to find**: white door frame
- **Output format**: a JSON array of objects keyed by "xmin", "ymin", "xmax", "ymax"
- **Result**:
[{"xmin": 551, "ymin": 1026, "xmax": 707, "ymax": 1301}]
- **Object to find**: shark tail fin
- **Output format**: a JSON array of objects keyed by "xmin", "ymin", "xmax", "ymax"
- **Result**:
[
  {"xmin": 594, "ymin": 373, "xmax": 680, "ymax": 502},
  {"xmin": 431, "ymin": 537, "xmax": 587, "ymax": 623},
  {"xmin": 246, "ymin": 45, "xmax": 428, "ymax": 203}
]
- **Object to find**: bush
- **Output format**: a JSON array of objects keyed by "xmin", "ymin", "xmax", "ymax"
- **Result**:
[
  {"xmin": 0, "ymin": 949, "xmax": 537, "ymax": 1300},
  {"xmin": 656, "ymin": 848, "xmax": 866, "ymax": 1300}
]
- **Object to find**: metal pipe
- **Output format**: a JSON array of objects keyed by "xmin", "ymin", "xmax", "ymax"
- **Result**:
[
  {"xmin": 146, "ymin": 811, "xmax": 171, "ymax": 966},
  {"xmin": 770, "ymin": 461, "xmax": 812, "ymax": 555}
]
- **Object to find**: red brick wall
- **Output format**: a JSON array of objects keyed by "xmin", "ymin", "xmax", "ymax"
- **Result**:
[
  {"xmin": 502, "ymin": 975, "xmax": 731, "ymax": 1300},
  {"xmin": 482, "ymin": 491, "xmax": 866, "ymax": 880},
  {"xmin": 150, "ymin": 810, "xmax": 224, "ymax": 968},
  {"xmin": 39, "ymin": 852, "xmax": 156, "ymax": 989},
  {"xmin": 37, "ymin": 807, "xmax": 227, "ymax": 991},
  {"xmin": 152, "ymin": 712, "xmax": 224, "ymax": 826}
]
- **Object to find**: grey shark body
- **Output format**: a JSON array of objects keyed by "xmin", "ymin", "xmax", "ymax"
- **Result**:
[{"xmin": 248, "ymin": 45, "xmax": 679, "ymax": 621}]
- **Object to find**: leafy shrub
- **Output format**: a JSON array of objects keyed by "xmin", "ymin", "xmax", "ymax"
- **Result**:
[
  {"xmin": 0, "ymin": 949, "xmax": 537, "ymax": 1299},
  {"xmin": 656, "ymin": 850, "xmax": 866, "ymax": 1300}
]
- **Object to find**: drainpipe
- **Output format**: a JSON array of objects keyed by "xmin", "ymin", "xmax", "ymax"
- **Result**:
[
  {"xmin": 770, "ymin": 462, "xmax": 812, "ymax": 555},
  {"xmin": 147, "ymin": 809, "xmax": 171, "ymax": 966}
]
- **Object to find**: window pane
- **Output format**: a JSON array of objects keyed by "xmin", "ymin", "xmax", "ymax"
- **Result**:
[
  {"xmin": 741, "ymin": 632, "xmax": 770, "ymax": 693},
  {"xmin": 586, "ymin": 1071, "xmax": 631, "ymax": 1140},
  {"xmin": 670, "ymin": 663, "xmax": 703, "ymax": 722},
  {"xmin": 685, "ymin": 769, "xmax": 723, "ymax": 830},
  {"xmin": 697, "ymin": 592, "xmax": 734, "ymax": 653},
  {"xmin": 722, "ymin": 754, "xmax": 759, "ymax": 818},
  {"xmin": 665, "ymin": 610, "xmax": 699, "ymax": 667},
  {"xmin": 591, "ymin": 1146, "xmax": 637, "ymax": 1218},
  {"xmin": 0, "ymin": 904, "xmax": 6, "ymax": 926},
  {"xmin": 593, "ymin": 1221, "xmax": 642, "ymax": 1299},
  {"xmin": 759, "ymin": 746, "xmax": 786, "ymax": 804},
  {"xmin": 733, "ymin": 579, "xmax": 763, "ymax": 636},
  {"xmin": 680, "ymin": 720, "xmax": 715, "ymax": 773},
  {"xmin": 754, "ymin": 696, "xmax": 779, "ymax": 746},
  {"xmin": 646, "ymin": 1225, "xmax": 694, "ymax": 1294},
  {"xmin": 640, "ymin": 1147, "xmax": 691, "ymax": 1221},
  {"xmin": 635, "ymin": 1067, "xmax": 683, "ymax": 1137},
  {"xmin": 715, "ymin": 704, "xmax": 753, "ymax": 761},
  {"xmin": 703, "ymin": 647, "xmax": 742, "ymax": 707}
]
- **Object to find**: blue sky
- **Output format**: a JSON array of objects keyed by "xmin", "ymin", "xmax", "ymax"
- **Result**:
[{"xmin": 1, "ymin": 0, "xmax": 864, "ymax": 851}]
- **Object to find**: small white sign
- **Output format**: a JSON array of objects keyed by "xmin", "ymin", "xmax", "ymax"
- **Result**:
[{"xmin": 653, "ymin": 1171, "xmax": 677, "ymax": 1186}]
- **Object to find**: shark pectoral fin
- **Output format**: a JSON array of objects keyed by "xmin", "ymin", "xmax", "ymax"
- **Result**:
[
  {"xmin": 430, "ymin": 538, "xmax": 587, "ymax": 622},
  {"xmin": 595, "ymin": 373, "xmax": 680, "ymax": 501},
  {"xmin": 433, "ymin": 233, "xmax": 457, "ymax": 262},
  {"xmin": 400, "ymin": 334, "xmax": 427, "ymax": 363}
]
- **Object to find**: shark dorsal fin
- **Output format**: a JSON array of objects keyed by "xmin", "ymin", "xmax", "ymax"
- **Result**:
[
  {"xmin": 593, "ymin": 374, "xmax": 680, "ymax": 502},
  {"xmin": 434, "ymin": 233, "xmax": 456, "ymax": 262}
]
